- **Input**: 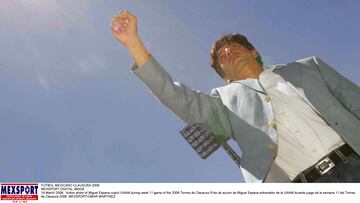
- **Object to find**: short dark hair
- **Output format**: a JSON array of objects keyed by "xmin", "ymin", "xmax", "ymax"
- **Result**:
[{"xmin": 210, "ymin": 33, "xmax": 263, "ymax": 78}]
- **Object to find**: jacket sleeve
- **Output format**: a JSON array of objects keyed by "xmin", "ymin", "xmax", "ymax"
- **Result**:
[
  {"xmin": 131, "ymin": 56, "xmax": 233, "ymax": 139},
  {"xmin": 313, "ymin": 57, "xmax": 360, "ymax": 120}
]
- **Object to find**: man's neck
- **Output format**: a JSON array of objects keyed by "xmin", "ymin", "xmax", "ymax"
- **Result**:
[
  {"xmin": 243, "ymin": 67, "xmax": 264, "ymax": 79},
  {"xmin": 231, "ymin": 65, "xmax": 264, "ymax": 81}
]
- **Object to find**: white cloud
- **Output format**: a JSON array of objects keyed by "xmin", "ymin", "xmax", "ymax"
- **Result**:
[{"xmin": 36, "ymin": 71, "xmax": 50, "ymax": 91}]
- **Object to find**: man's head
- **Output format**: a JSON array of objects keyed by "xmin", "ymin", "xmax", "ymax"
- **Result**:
[{"xmin": 210, "ymin": 33, "xmax": 263, "ymax": 82}]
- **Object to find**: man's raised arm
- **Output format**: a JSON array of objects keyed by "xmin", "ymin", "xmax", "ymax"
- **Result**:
[
  {"xmin": 110, "ymin": 11, "xmax": 150, "ymax": 67},
  {"xmin": 110, "ymin": 11, "xmax": 233, "ymax": 141}
]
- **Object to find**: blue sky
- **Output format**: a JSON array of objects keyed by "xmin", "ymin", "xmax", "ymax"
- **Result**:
[{"xmin": 0, "ymin": 0, "xmax": 359, "ymax": 182}]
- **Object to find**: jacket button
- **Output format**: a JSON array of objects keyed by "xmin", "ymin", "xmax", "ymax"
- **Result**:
[
  {"xmin": 267, "ymin": 120, "xmax": 276, "ymax": 128},
  {"xmin": 268, "ymin": 144, "xmax": 277, "ymax": 151},
  {"xmin": 264, "ymin": 95, "xmax": 270, "ymax": 103}
]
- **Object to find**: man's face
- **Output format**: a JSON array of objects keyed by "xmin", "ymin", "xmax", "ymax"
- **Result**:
[{"xmin": 217, "ymin": 42, "xmax": 259, "ymax": 80}]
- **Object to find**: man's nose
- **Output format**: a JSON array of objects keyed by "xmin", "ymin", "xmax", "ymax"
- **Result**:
[{"xmin": 225, "ymin": 48, "xmax": 232, "ymax": 57}]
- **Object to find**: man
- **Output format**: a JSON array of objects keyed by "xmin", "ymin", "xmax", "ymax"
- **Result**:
[{"xmin": 110, "ymin": 11, "xmax": 360, "ymax": 183}]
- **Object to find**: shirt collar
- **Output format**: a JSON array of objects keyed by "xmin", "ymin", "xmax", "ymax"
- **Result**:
[{"xmin": 230, "ymin": 66, "xmax": 277, "ymax": 93}]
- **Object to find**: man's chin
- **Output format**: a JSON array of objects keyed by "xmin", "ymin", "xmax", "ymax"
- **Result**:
[
  {"xmin": 234, "ymin": 58, "xmax": 250, "ymax": 69},
  {"xmin": 234, "ymin": 58, "xmax": 258, "ymax": 68}
]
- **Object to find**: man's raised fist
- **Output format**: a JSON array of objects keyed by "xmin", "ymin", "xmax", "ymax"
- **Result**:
[{"xmin": 111, "ymin": 11, "xmax": 138, "ymax": 46}]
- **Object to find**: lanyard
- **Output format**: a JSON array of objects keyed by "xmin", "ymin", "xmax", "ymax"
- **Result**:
[{"xmin": 232, "ymin": 81, "xmax": 267, "ymax": 95}]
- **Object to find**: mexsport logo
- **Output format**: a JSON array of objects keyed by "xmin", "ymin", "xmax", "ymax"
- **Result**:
[{"xmin": 1, "ymin": 183, "xmax": 38, "ymax": 201}]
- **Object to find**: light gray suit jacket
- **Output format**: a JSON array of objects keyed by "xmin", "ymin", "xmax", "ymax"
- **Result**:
[
  {"xmin": 275, "ymin": 57, "xmax": 360, "ymax": 151},
  {"xmin": 132, "ymin": 56, "xmax": 360, "ymax": 182}
]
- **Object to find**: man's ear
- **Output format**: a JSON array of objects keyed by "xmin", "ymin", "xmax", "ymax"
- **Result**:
[
  {"xmin": 250, "ymin": 49, "xmax": 259, "ymax": 58},
  {"xmin": 222, "ymin": 73, "xmax": 232, "ymax": 84},
  {"xmin": 224, "ymin": 77, "xmax": 232, "ymax": 84},
  {"xmin": 219, "ymin": 64, "xmax": 230, "ymax": 81}
]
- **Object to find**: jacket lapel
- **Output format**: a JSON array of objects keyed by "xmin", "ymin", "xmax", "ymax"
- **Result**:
[{"xmin": 272, "ymin": 62, "xmax": 328, "ymax": 116}]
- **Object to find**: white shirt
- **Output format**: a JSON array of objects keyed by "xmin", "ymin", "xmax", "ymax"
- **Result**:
[{"xmin": 259, "ymin": 68, "xmax": 345, "ymax": 181}]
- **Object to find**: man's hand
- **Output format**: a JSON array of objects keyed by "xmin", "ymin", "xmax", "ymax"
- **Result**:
[
  {"xmin": 110, "ymin": 11, "xmax": 150, "ymax": 67},
  {"xmin": 111, "ymin": 11, "xmax": 138, "ymax": 46}
]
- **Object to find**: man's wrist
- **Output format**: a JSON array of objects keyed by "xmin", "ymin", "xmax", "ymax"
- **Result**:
[
  {"xmin": 125, "ymin": 34, "xmax": 151, "ymax": 67},
  {"xmin": 124, "ymin": 35, "xmax": 142, "ymax": 49}
]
